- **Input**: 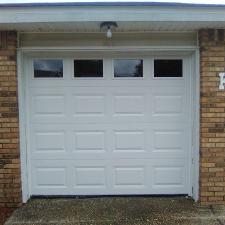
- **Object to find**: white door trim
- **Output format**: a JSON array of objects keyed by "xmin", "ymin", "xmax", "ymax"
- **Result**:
[
  {"xmin": 17, "ymin": 50, "xmax": 29, "ymax": 202},
  {"xmin": 192, "ymin": 49, "xmax": 200, "ymax": 201},
  {"xmin": 18, "ymin": 47, "xmax": 199, "ymax": 203}
]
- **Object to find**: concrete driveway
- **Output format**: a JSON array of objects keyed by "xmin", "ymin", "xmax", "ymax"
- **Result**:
[{"xmin": 4, "ymin": 197, "xmax": 225, "ymax": 225}]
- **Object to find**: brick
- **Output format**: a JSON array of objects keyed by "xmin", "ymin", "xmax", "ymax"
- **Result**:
[
  {"xmin": 208, "ymin": 197, "xmax": 224, "ymax": 201},
  {"xmin": 201, "ymin": 163, "xmax": 215, "ymax": 168},
  {"xmin": 208, "ymin": 168, "xmax": 224, "ymax": 172},
  {"xmin": 215, "ymin": 192, "xmax": 225, "ymax": 196},
  {"xmin": 199, "ymin": 29, "xmax": 225, "ymax": 205},
  {"xmin": 208, "ymin": 187, "xmax": 224, "ymax": 191},
  {"xmin": 0, "ymin": 31, "xmax": 21, "ymax": 209},
  {"xmin": 215, "ymin": 182, "xmax": 225, "ymax": 186},
  {"xmin": 201, "ymin": 192, "xmax": 215, "ymax": 197},
  {"xmin": 201, "ymin": 182, "xmax": 215, "ymax": 187}
]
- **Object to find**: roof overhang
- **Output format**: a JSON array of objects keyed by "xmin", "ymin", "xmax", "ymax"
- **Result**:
[{"xmin": 1, "ymin": 2, "xmax": 225, "ymax": 32}]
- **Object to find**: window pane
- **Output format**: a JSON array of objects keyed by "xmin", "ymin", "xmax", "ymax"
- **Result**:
[
  {"xmin": 114, "ymin": 59, "xmax": 143, "ymax": 77},
  {"xmin": 154, "ymin": 60, "xmax": 182, "ymax": 77},
  {"xmin": 34, "ymin": 59, "xmax": 63, "ymax": 78},
  {"xmin": 74, "ymin": 60, "xmax": 103, "ymax": 77}
]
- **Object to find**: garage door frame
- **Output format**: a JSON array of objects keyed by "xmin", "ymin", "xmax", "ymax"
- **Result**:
[{"xmin": 17, "ymin": 47, "xmax": 200, "ymax": 203}]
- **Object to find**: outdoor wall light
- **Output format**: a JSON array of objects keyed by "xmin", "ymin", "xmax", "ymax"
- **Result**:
[
  {"xmin": 100, "ymin": 21, "xmax": 118, "ymax": 39},
  {"xmin": 106, "ymin": 27, "xmax": 112, "ymax": 39}
]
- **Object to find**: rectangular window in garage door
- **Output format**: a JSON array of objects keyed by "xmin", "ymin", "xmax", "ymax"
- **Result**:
[
  {"xmin": 154, "ymin": 59, "xmax": 183, "ymax": 78},
  {"xmin": 33, "ymin": 59, "xmax": 63, "ymax": 78},
  {"xmin": 74, "ymin": 60, "xmax": 103, "ymax": 78},
  {"xmin": 113, "ymin": 59, "xmax": 143, "ymax": 78}
]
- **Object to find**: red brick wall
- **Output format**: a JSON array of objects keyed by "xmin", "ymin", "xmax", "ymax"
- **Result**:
[
  {"xmin": 0, "ymin": 31, "xmax": 22, "ymax": 208},
  {"xmin": 199, "ymin": 29, "xmax": 225, "ymax": 204}
]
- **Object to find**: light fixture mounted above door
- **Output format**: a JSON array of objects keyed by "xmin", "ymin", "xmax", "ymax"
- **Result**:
[{"xmin": 100, "ymin": 21, "xmax": 118, "ymax": 39}]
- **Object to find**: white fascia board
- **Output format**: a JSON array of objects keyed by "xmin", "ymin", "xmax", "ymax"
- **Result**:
[{"xmin": 0, "ymin": 6, "xmax": 225, "ymax": 24}]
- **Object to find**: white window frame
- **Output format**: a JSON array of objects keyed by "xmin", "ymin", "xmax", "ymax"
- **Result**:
[
  {"xmin": 112, "ymin": 58, "xmax": 144, "ymax": 80},
  {"xmin": 32, "ymin": 58, "xmax": 64, "ymax": 80},
  {"xmin": 73, "ymin": 58, "xmax": 105, "ymax": 80}
]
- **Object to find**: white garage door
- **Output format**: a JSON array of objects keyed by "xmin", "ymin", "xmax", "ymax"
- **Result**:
[{"xmin": 27, "ymin": 54, "xmax": 192, "ymax": 196}]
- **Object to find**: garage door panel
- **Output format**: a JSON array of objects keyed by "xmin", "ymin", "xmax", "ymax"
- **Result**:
[
  {"xmin": 34, "ymin": 131, "xmax": 66, "ymax": 152},
  {"xmin": 31, "ymin": 160, "xmax": 71, "ymax": 195},
  {"xmin": 113, "ymin": 166, "xmax": 146, "ymax": 189},
  {"xmin": 33, "ymin": 95, "xmax": 65, "ymax": 115},
  {"xmin": 154, "ymin": 131, "xmax": 183, "ymax": 150},
  {"xmin": 110, "ymin": 124, "xmax": 150, "ymax": 158},
  {"xmin": 113, "ymin": 95, "xmax": 145, "ymax": 115},
  {"xmin": 113, "ymin": 130, "xmax": 145, "ymax": 152},
  {"xmin": 73, "ymin": 95, "xmax": 106, "ymax": 116},
  {"xmin": 70, "ymin": 87, "xmax": 107, "ymax": 119},
  {"xmin": 30, "ymin": 125, "xmax": 69, "ymax": 159},
  {"xmin": 72, "ymin": 160, "xmax": 150, "ymax": 194},
  {"xmin": 151, "ymin": 86, "xmax": 186, "ymax": 122},
  {"xmin": 30, "ymin": 123, "xmax": 188, "ymax": 159},
  {"xmin": 71, "ymin": 124, "xmax": 149, "ymax": 159},
  {"xmin": 71, "ymin": 160, "xmax": 109, "ymax": 194},
  {"xmin": 31, "ymin": 159, "xmax": 188, "ymax": 195},
  {"xmin": 71, "ymin": 124, "xmax": 109, "ymax": 157},
  {"xmin": 30, "ymin": 87, "xmax": 151, "ymax": 123},
  {"xmin": 73, "ymin": 130, "xmax": 106, "ymax": 153},
  {"xmin": 151, "ymin": 159, "xmax": 188, "ymax": 194},
  {"xmin": 71, "ymin": 87, "xmax": 149, "ymax": 123},
  {"xmin": 30, "ymin": 88, "xmax": 68, "ymax": 123},
  {"xmin": 151, "ymin": 123, "xmax": 190, "ymax": 158},
  {"xmin": 110, "ymin": 87, "xmax": 149, "ymax": 123},
  {"xmin": 153, "ymin": 95, "xmax": 183, "ymax": 114},
  {"xmin": 74, "ymin": 167, "xmax": 107, "ymax": 189}
]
